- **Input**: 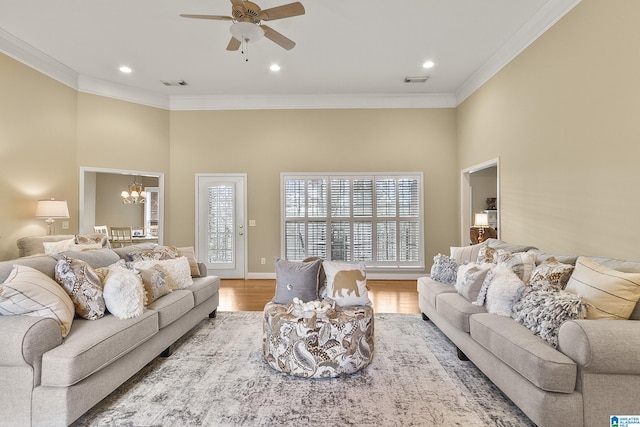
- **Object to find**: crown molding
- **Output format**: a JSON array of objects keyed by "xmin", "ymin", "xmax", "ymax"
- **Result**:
[
  {"xmin": 0, "ymin": 27, "xmax": 78, "ymax": 89},
  {"xmin": 455, "ymin": 0, "xmax": 581, "ymax": 105},
  {"xmin": 0, "ymin": 0, "xmax": 581, "ymax": 111},
  {"xmin": 77, "ymin": 75, "xmax": 170, "ymax": 110}
]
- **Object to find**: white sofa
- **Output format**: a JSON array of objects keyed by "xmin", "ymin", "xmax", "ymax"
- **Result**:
[
  {"xmin": 0, "ymin": 242, "xmax": 220, "ymax": 426},
  {"xmin": 417, "ymin": 239, "xmax": 640, "ymax": 427}
]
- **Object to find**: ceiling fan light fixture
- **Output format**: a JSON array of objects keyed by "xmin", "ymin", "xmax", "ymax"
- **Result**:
[{"xmin": 230, "ymin": 22, "xmax": 265, "ymax": 43}]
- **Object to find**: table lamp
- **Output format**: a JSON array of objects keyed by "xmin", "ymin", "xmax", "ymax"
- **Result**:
[
  {"xmin": 36, "ymin": 198, "xmax": 70, "ymax": 235},
  {"xmin": 473, "ymin": 212, "xmax": 490, "ymax": 243}
]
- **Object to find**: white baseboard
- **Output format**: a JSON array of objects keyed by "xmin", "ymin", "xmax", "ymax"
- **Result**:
[{"xmin": 245, "ymin": 272, "xmax": 424, "ymax": 280}]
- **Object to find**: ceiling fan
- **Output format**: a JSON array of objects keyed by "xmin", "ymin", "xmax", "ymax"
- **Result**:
[{"xmin": 180, "ymin": 0, "xmax": 305, "ymax": 51}]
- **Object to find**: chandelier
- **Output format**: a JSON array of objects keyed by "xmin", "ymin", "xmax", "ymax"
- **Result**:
[{"xmin": 121, "ymin": 179, "xmax": 146, "ymax": 204}]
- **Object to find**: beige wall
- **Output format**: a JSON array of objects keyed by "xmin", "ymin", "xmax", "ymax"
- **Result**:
[
  {"xmin": 168, "ymin": 109, "xmax": 458, "ymax": 273},
  {"xmin": 457, "ymin": 0, "xmax": 640, "ymax": 260},
  {"xmin": 0, "ymin": 54, "xmax": 78, "ymax": 259},
  {"xmin": 3, "ymin": 0, "xmax": 639, "ymax": 266}
]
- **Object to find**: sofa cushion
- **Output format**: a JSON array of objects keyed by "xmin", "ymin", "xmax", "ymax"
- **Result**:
[
  {"xmin": 40, "ymin": 310, "xmax": 158, "ymax": 387},
  {"xmin": 189, "ymin": 276, "xmax": 220, "ymax": 306},
  {"xmin": 436, "ymin": 292, "xmax": 486, "ymax": 333},
  {"xmin": 58, "ymin": 248, "xmax": 121, "ymax": 269},
  {"xmin": 147, "ymin": 290, "xmax": 194, "ymax": 329},
  {"xmin": 417, "ymin": 276, "xmax": 456, "ymax": 309},
  {"xmin": 450, "ymin": 242, "xmax": 486, "ymax": 264},
  {"xmin": 565, "ymin": 257, "xmax": 640, "ymax": 320},
  {"xmin": 470, "ymin": 313, "xmax": 577, "ymax": 393},
  {"xmin": 16, "ymin": 235, "xmax": 76, "ymax": 257},
  {"xmin": 0, "ymin": 255, "xmax": 57, "ymax": 283},
  {"xmin": 485, "ymin": 238, "xmax": 538, "ymax": 254}
]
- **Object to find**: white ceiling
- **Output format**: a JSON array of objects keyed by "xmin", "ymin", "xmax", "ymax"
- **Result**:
[{"xmin": 0, "ymin": 0, "xmax": 579, "ymax": 110}]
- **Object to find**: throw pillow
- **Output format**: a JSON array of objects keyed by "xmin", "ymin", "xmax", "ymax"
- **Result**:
[
  {"xmin": 66, "ymin": 243, "xmax": 103, "ymax": 252},
  {"xmin": 102, "ymin": 267, "xmax": 145, "ymax": 319},
  {"xmin": 130, "ymin": 257, "xmax": 193, "ymax": 290},
  {"xmin": 0, "ymin": 265, "xmax": 74, "ymax": 337},
  {"xmin": 455, "ymin": 262, "xmax": 493, "ymax": 303},
  {"xmin": 496, "ymin": 250, "xmax": 536, "ymax": 283},
  {"xmin": 273, "ymin": 258, "xmax": 322, "ymax": 304},
  {"xmin": 75, "ymin": 234, "xmax": 109, "ymax": 247},
  {"xmin": 477, "ymin": 246, "xmax": 498, "ymax": 264},
  {"xmin": 43, "ymin": 238, "xmax": 75, "ymax": 255},
  {"xmin": 564, "ymin": 257, "xmax": 640, "ymax": 320},
  {"xmin": 323, "ymin": 261, "xmax": 370, "ymax": 307},
  {"xmin": 128, "ymin": 246, "xmax": 178, "ymax": 262},
  {"xmin": 177, "ymin": 246, "xmax": 201, "ymax": 278},
  {"xmin": 484, "ymin": 264, "xmax": 525, "ymax": 317},
  {"xmin": 138, "ymin": 265, "xmax": 172, "ymax": 305},
  {"xmin": 54, "ymin": 255, "xmax": 106, "ymax": 320},
  {"xmin": 529, "ymin": 258, "xmax": 574, "ymax": 291},
  {"xmin": 512, "ymin": 288, "xmax": 587, "ymax": 348},
  {"xmin": 450, "ymin": 242, "xmax": 486, "ymax": 264},
  {"xmin": 430, "ymin": 253, "xmax": 459, "ymax": 285}
]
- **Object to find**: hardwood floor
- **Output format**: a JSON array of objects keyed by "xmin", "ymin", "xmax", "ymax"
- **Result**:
[{"xmin": 219, "ymin": 279, "xmax": 420, "ymax": 314}]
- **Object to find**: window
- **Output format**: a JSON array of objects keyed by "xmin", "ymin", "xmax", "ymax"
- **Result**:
[{"xmin": 281, "ymin": 173, "xmax": 424, "ymax": 269}]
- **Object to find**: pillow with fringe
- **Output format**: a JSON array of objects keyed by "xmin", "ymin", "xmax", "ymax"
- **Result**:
[{"xmin": 512, "ymin": 288, "xmax": 587, "ymax": 347}]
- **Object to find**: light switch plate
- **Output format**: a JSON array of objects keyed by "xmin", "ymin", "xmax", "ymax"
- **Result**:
[
  {"xmin": 249, "ymin": 220, "xmax": 256, "ymax": 227},
  {"xmin": 62, "ymin": 221, "xmax": 69, "ymax": 230}
]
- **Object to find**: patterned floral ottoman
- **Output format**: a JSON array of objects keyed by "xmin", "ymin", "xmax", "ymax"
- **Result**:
[{"xmin": 263, "ymin": 300, "xmax": 374, "ymax": 378}]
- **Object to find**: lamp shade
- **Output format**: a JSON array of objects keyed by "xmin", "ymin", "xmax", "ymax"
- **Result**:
[
  {"xmin": 35, "ymin": 199, "xmax": 70, "ymax": 219},
  {"xmin": 474, "ymin": 213, "xmax": 489, "ymax": 228}
]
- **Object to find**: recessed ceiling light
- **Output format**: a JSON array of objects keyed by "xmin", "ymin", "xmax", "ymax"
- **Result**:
[
  {"xmin": 270, "ymin": 64, "xmax": 281, "ymax": 72},
  {"xmin": 422, "ymin": 61, "xmax": 435, "ymax": 69},
  {"xmin": 119, "ymin": 66, "xmax": 132, "ymax": 74}
]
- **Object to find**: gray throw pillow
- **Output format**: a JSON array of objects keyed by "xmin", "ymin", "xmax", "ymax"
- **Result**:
[
  {"xmin": 430, "ymin": 253, "xmax": 459, "ymax": 285},
  {"xmin": 273, "ymin": 258, "xmax": 322, "ymax": 304}
]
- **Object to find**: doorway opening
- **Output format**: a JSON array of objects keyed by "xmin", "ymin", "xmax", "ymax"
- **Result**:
[{"xmin": 460, "ymin": 158, "xmax": 500, "ymax": 246}]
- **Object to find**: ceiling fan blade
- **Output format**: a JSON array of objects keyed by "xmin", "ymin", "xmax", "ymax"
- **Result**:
[
  {"xmin": 259, "ymin": 2, "xmax": 305, "ymax": 21},
  {"xmin": 180, "ymin": 14, "xmax": 233, "ymax": 21},
  {"xmin": 260, "ymin": 25, "xmax": 296, "ymax": 50},
  {"xmin": 226, "ymin": 36, "xmax": 241, "ymax": 51}
]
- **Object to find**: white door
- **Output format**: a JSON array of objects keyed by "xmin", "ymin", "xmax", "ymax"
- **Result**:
[{"xmin": 196, "ymin": 174, "xmax": 247, "ymax": 278}]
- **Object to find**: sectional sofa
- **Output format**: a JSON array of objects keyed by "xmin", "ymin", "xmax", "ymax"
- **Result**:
[
  {"xmin": 418, "ymin": 239, "xmax": 640, "ymax": 427},
  {"xmin": 0, "ymin": 239, "xmax": 220, "ymax": 426}
]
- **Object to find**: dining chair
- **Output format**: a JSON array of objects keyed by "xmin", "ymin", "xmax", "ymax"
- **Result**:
[
  {"xmin": 110, "ymin": 226, "xmax": 133, "ymax": 248},
  {"xmin": 93, "ymin": 225, "xmax": 109, "ymax": 235}
]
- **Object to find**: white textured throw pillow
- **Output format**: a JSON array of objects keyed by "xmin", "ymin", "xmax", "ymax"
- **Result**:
[
  {"xmin": 323, "ymin": 261, "xmax": 370, "ymax": 307},
  {"xmin": 0, "ymin": 265, "xmax": 75, "ymax": 337},
  {"xmin": 484, "ymin": 264, "xmax": 525, "ymax": 317},
  {"xmin": 102, "ymin": 267, "xmax": 145, "ymax": 319},
  {"xmin": 131, "ymin": 257, "xmax": 194, "ymax": 290}
]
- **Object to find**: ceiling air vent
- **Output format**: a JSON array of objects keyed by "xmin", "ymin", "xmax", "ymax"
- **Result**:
[
  {"xmin": 404, "ymin": 76, "xmax": 429, "ymax": 83},
  {"xmin": 161, "ymin": 80, "xmax": 188, "ymax": 87}
]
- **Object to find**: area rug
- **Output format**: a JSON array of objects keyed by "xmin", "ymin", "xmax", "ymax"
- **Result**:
[{"xmin": 74, "ymin": 312, "xmax": 535, "ymax": 426}]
